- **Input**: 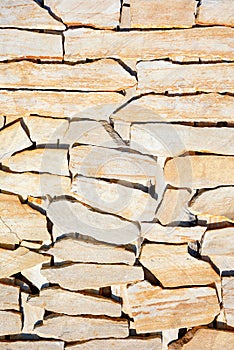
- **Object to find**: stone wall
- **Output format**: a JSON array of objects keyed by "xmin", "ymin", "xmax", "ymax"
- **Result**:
[{"xmin": 0, "ymin": 0, "xmax": 233, "ymax": 349}]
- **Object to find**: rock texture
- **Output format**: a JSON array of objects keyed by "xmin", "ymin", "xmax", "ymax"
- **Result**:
[{"xmin": 197, "ymin": 0, "xmax": 234, "ymax": 27}]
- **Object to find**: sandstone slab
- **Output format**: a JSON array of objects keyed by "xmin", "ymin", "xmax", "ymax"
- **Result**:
[
  {"xmin": 169, "ymin": 328, "xmax": 234, "ymax": 349},
  {"xmin": 0, "ymin": 342, "xmax": 64, "ymax": 350},
  {"xmin": 69, "ymin": 145, "xmax": 158, "ymax": 186},
  {"xmin": 130, "ymin": 124, "xmax": 234, "ymax": 157},
  {"xmin": 111, "ymin": 93, "xmax": 234, "ymax": 124},
  {"xmin": 130, "ymin": 0, "xmax": 196, "ymax": 28},
  {"xmin": 71, "ymin": 176, "xmax": 157, "ymax": 221},
  {"xmin": 28, "ymin": 287, "xmax": 121, "ymax": 317},
  {"xmin": 141, "ymin": 223, "xmax": 206, "ymax": 244},
  {"xmin": 0, "ymin": 121, "xmax": 32, "ymax": 162},
  {"xmin": 189, "ymin": 187, "xmax": 234, "ymax": 223},
  {"xmin": 0, "ymin": 311, "xmax": 22, "ymax": 336},
  {"xmin": 0, "ymin": 283, "xmax": 19, "ymax": 310},
  {"xmin": 156, "ymin": 188, "xmax": 194, "ymax": 225},
  {"xmin": 139, "ymin": 244, "xmax": 218, "ymax": 287},
  {"xmin": 197, "ymin": 0, "xmax": 234, "ymax": 27},
  {"xmin": 0, "ymin": 29, "xmax": 62, "ymax": 61},
  {"xmin": 0, "ymin": 193, "xmax": 51, "ymax": 244},
  {"xmin": 0, "ymin": 247, "xmax": 49, "ymax": 279},
  {"xmin": 165, "ymin": 156, "xmax": 234, "ymax": 189},
  {"xmin": 64, "ymin": 27, "xmax": 234, "ymax": 62},
  {"xmin": 35, "ymin": 315, "xmax": 128, "ymax": 341},
  {"xmin": 41, "ymin": 263, "xmax": 143, "ymax": 291},
  {"xmin": 47, "ymin": 199, "xmax": 140, "ymax": 245},
  {"xmin": 127, "ymin": 281, "xmax": 219, "ymax": 333},
  {"xmin": 0, "ymin": 90, "xmax": 124, "ymax": 123},
  {"xmin": 23, "ymin": 116, "xmax": 69, "ymax": 145},
  {"xmin": 3, "ymin": 148, "xmax": 69, "ymax": 176},
  {"xmin": 45, "ymin": 0, "xmax": 121, "ymax": 29},
  {"xmin": 0, "ymin": 0, "xmax": 65, "ymax": 30},
  {"xmin": 67, "ymin": 337, "xmax": 161, "ymax": 349},
  {"xmin": 201, "ymin": 227, "xmax": 234, "ymax": 257},
  {"xmin": 137, "ymin": 61, "xmax": 234, "ymax": 93},
  {"xmin": 0, "ymin": 60, "xmax": 136, "ymax": 91},
  {"xmin": 21, "ymin": 292, "xmax": 44, "ymax": 333},
  {"xmin": 222, "ymin": 277, "xmax": 234, "ymax": 327},
  {"xmin": 46, "ymin": 237, "xmax": 135, "ymax": 264},
  {"xmin": 0, "ymin": 171, "xmax": 70, "ymax": 198}
]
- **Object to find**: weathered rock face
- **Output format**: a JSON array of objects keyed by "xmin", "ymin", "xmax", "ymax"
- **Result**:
[{"xmin": 0, "ymin": 0, "xmax": 233, "ymax": 347}]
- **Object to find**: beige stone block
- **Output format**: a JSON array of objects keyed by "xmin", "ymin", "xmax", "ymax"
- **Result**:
[
  {"xmin": 47, "ymin": 199, "xmax": 140, "ymax": 245},
  {"xmin": 0, "ymin": 342, "xmax": 64, "ymax": 350},
  {"xmin": 45, "ymin": 0, "xmax": 121, "ymax": 29},
  {"xmin": 0, "ymin": 247, "xmax": 49, "ymax": 279},
  {"xmin": 28, "ymin": 287, "xmax": 121, "ymax": 317},
  {"xmin": 165, "ymin": 156, "xmax": 234, "ymax": 189},
  {"xmin": 141, "ymin": 223, "xmax": 206, "ymax": 244},
  {"xmin": 0, "ymin": 283, "xmax": 19, "ymax": 310},
  {"xmin": 64, "ymin": 27, "xmax": 234, "ymax": 62},
  {"xmin": 139, "ymin": 244, "xmax": 219, "ymax": 287},
  {"xmin": 66, "ymin": 337, "xmax": 161, "ymax": 349},
  {"xmin": 21, "ymin": 292, "xmax": 44, "ymax": 333},
  {"xmin": 127, "ymin": 281, "xmax": 220, "ymax": 333},
  {"xmin": 137, "ymin": 61, "xmax": 234, "ymax": 93},
  {"xmin": 197, "ymin": 0, "xmax": 234, "ymax": 27},
  {"xmin": 156, "ymin": 188, "xmax": 194, "ymax": 225},
  {"xmin": 63, "ymin": 120, "xmax": 121, "ymax": 148},
  {"xmin": 111, "ymin": 93, "xmax": 234, "ymax": 123},
  {"xmin": 222, "ymin": 277, "xmax": 234, "ymax": 327},
  {"xmin": 69, "ymin": 145, "xmax": 158, "ymax": 186},
  {"xmin": 41, "ymin": 263, "xmax": 143, "ymax": 291},
  {"xmin": 168, "ymin": 328, "xmax": 234, "ymax": 349},
  {"xmin": 0, "ymin": 193, "xmax": 51, "ymax": 245},
  {"xmin": 0, "ymin": 171, "xmax": 71, "ymax": 198},
  {"xmin": 22, "ymin": 262, "xmax": 49, "ymax": 290},
  {"xmin": 71, "ymin": 176, "xmax": 157, "ymax": 221},
  {"xmin": 0, "ymin": 0, "xmax": 65, "ymax": 30},
  {"xmin": 0, "ymin": 121, "xmax": 32, "ymax": 162},
  {"xmin": 23, "ymin": 116, "xmax": 68, "ymax": 145},
  {"xmin": 46, "ymin": 237, "xmax": 135, "ymax": 264},
  {"xmin": 35, "ymin": 315, "xmax": 128, "ymax": 341},
  {"xmin": 201, "ymin": 227, "xmax": 234, "ymax": 257},
  {"xmin": 130, "ymin": 124, "xmax": 234, "ymax": 157},
  {"xmin": 130, "ymin": 0, "xmax": 196, "ymax": 28},
  {"xmin": 0, "ymin": 60, "xmax": 136, "ymax": 91},
  {"xmin": 0, "ymin": 311, "xmax": 22, "ymax": 336},
  {"xmin": 1, "ymin": 90, "xmax": 124, "ymax": 123},
  {"xmin": 3, "ymin": 148, "xmax": 69, "ymax": 176},
  {"xmin": 0, "ymin": 29, "xmax": 62, "ymax": 61},
  {"xmin": 189, "ymin": 187, "xmax": 234, "ymax": 223}
]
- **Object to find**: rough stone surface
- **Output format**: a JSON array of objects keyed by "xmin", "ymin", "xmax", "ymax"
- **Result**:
[
  {"xmin": 0, "ymin": 121, "xmax": 32, "ymax": 162},
  {"xmin": 64, "ymin": 27, "xmax": 234, "ymax": 62},
  {"xmin": 35, "ymin": 315, "xmax": 129, "ymax": 341},
  {"xmin": 28, "ymin": 287, "xmax": 121, "ymax": 317},
  {"xmin": 0, "ymin": 90, "xmax": 124, "ymax": 123},
  {"xmin": 130, "ymin": 124, "xmax": 234, "ymax": 157},
  {"xmin": 197, "ymin": 0, "xmax": 234, "ymax": 27},
  {"xmin": 0, "ymin": 311, "xmax": 22, "ymax": 336},
  {"xmin": 0, "ymin": 193, "xmax": 51, "ymax": 245},
  {"xmin": 141, "ymin": 223, "xmax": 206, "ymax": 244},
  {"xmin": 0, "ymin": 0, "xmax": 65, "ymax": 30},
  {"xmin": 41, "ymin": 263, "xmax": 144, "ymax": 291},
  {"xmin": 46, "ymin": 237, "xmax": 135, "ymax": 264},
  {"xmin": 165, "ymin": 156, "xmax": 234, "ymax": 189},
  {"xmin": 139, "ymin": 244, "xmax": 219, "ymax": 287},
  {"xmin": 222, "ymin": 277, "xmax": 234, "ymax": 327},
  {"xmin": 0, "ymin": 342, "xmax": 64, "ymax": 350},
  {"xmin": 71, "ymin": 176, "xmax": 157, "ymax": 221},
  {"xmin": 137, "ymin": 61, "xmax": 234, "ymax": 93},
  {"xmin": 0, "ymin": 60, "xmax": 136, "ymax": 91},
  {"xmin": 189, "ymin": 187, "xmax": 234, "ymax": 222},
  {"xmin": 69, "ymin": 145, "xmax": 158, "ymax": 186},
  {"xmin": 67, "ymin": 337, "xmax": 161, "ymax": 349},
  {"xmin": 130, "ymin": 0, "xmax": 196, "ymax": 28},
  {"xmin": 45, "ymin": 0, "xmax": 121, "ymax": 29},
  {"xmin": 0, "ymin": 283, "xmax": 19, "ymax": 310},
  {"xmin": 127, "ymin": 281, "xmax": 220, "ymax": 333},
  {"xmin": 0, "ymin": 29, "xmax": 63, "ymax": 61},
  {"xmin": 111, "ymin": 93, "xmax": 234, "ymax": 124}
]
